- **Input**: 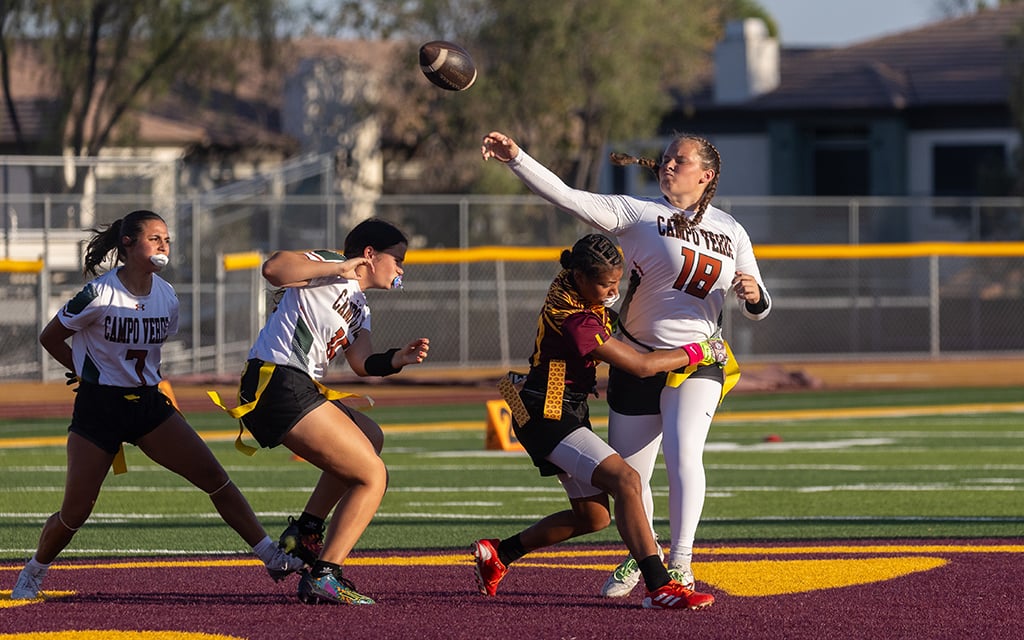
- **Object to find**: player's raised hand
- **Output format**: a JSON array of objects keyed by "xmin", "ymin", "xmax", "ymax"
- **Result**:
[{"xmin": 481, "ymin": 131, "xmax": 520, "ymax": 163}]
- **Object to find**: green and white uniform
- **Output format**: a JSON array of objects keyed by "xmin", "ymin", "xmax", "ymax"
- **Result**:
[
  {"xmin": 248, "ymin": 250, "xmax": 371, "ymax": 380},
  {"xmin": 58, "ymin": 269, "xmax": 177, "ymax": 387}
]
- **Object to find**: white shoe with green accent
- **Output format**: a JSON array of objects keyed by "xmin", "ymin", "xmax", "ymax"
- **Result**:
[
  {"xmin": 668, "ymin": 566, "xmax": 695, "ymax": 590},
  {"xmin": 601, "ymin": 555, "xmax": 640, "ymax": 597}
]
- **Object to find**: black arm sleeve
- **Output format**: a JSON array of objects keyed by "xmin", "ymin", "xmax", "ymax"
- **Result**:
[
  {"xmin": 744, "ymin": 285, "xmax": 769, "ymax": 315},
  {"xmin": 364, "ymin": 348, "xmax": 402, "ymax": 376}
]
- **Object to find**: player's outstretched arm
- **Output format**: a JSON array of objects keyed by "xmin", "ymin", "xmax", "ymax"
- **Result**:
[{"xmin": 592, "ymin": 337, "xmax": 727, "ymax": 378}]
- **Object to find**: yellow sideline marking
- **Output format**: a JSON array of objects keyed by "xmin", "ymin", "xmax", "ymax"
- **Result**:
[
  {"xmin": 0, "ymin": 632, "xmax": 242, "ymax": 639},
  {"xmin": 699, "ymin": 557, "xmax": 949, "ymax": 596},
  {"xmin": 1, "ymin": 543, "xmax": 1013, "ymax": 599},
  {"xmin": 702, "ymin": 544, "xmax": 1024, "ymax": 554},
  {"xmin": 473, "ymin": 544, "xmax": 1024, "ymax": 556},
  {"xmin": 3, "ymin": 402, "xmax": 1022, "ymax": 449},
  {"xmin": 715, "ymin": 402, "xmax": 1024, "ymax": 423},
  {"xmin": 0, "ymin": 591, "xmax": 74, "ymax": 608}
]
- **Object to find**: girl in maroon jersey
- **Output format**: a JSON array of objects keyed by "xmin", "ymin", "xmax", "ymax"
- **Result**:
[{"xmin": 471, "ymin": 233, "xmax": 723, "ymax": 610}]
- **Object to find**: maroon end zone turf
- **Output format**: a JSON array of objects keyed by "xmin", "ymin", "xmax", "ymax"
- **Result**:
[{"xmin": 2, "ymin": 541, "xmax": 1021, "ymax": 640}]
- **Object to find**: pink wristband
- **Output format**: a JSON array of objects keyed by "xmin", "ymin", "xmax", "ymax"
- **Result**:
[{"xmin": 681, "ymin": 342, "xmax": 705, "ymax": 366}]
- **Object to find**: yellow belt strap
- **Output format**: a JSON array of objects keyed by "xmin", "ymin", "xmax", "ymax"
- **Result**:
[
  {"xmin": 113, "ymin": 385, "xmax": 171, "ymax": 475},
  {"xmin": 543, "ymin": 360, "xmax": 566, "ymax": 420},
  {"xmin": 207, "ymin": 362, "xmax": 374, "ymax": 456},
  {"xmin": 497, "ymin": 373, "xmax": 531, "ymax": 426},
  {"xmin": 665, "ymin": 341, "xmax": 741, "ymax": 404},
  {"xmin": 112, "ymin": 444, "xmax": 128, "ymax": 475}
]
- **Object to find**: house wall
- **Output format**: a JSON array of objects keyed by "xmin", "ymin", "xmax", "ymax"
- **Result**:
[
  {"xmin": 712, "ymin": 134, "xmax": 772, "ymax": 196},
  {"xmin": 283, "ymin": 56, "xmax": 384, "ymax": 227}
]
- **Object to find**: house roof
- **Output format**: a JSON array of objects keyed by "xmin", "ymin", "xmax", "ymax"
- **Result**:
[
  {"xmin": 685, "ymin": 4, "xmax": 1024, "ymax": 113},
  {"xmin": 0, "ymin": 38, "xmax": 402, "ymax": 152}
]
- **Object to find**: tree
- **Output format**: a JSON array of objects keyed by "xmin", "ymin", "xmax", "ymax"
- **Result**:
[
  {"xmin": 327, "ymin": 0, "xmax": 726, "ymax": 192},
  {"xmin": 0, "ymin": 0, "xmax": 284, "ymax": 167}
]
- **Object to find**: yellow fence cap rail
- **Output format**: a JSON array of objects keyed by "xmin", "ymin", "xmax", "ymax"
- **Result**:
[
  {"xmin": 0, "ymin": 258, "xmax": 45, "ymax": 273},
  {"xmin": 217, "ymin": 243, "xmax": 1024, "ymax": 268},
  {"xmin": 756, "ymin": 242, "xmax": 1024, "ymax": 260},
  {"xmin": 406, "ymin": 246, "xmax": 561, "ymax": 264},
  {"xmin": 222, "ymin": 251, "xmax": 263, "ymax": 271}
]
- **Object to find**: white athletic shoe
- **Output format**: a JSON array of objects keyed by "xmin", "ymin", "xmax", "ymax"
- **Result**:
[
  {"xmin": 601, "ymin": 555, "xmax": 641, "ymax": 597},
  {"xmin": 601, "ymin": 539, "xmax": 665, "ymax": 598},
  {"xmin": 265, "ymin": 546, "xmax": 306, "ymax": 582},
  {"xmin": 11, "ymin": 565, "xmax": 47, "ymax": 599},
  {"xmin": 668, "ymin": 566, "xmax": 695, "ymax": 590}
]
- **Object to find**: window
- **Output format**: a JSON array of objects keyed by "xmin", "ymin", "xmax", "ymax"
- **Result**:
[{"xmin": 932, "ymin": 144, "xmax": 1009, "ymax": 197}]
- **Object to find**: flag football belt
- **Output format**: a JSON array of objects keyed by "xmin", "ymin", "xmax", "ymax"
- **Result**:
[
  {"xmin": 665, "ymin": 340, "xmax": 742, "ymax": 404},
  {"xmin": 497, "ymin": 372, "xmax": 531, "ymax": 426},
  {"xmin": 497, "ymin": 359, "xmax": 573, "ymax": 423},
  {"xmin": 207, "ymin": 361, "xmax": 373, "ymax": 456},
  {"xmin": 111, "ymin": 381, "xmax": 179, "ymax": 475}
]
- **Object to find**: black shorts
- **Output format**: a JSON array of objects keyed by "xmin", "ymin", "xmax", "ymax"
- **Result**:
[
  {"xmin": 512, "ymin": 387, "xmax": 591, "ymax": 477},
  {"xmin": 607, "ymin": 363, "xmax": 724, "ymax": 416},
  {"xmin": 69, "ymin": 382, "xmax": 177, "ymax": 454},
  {"xmin": 239, "ymin": 360, "xmax": 356, "ymax": 448}
]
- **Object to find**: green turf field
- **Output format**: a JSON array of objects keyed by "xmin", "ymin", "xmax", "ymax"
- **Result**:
[{"xmin": 1, "ymin": 386, "xmax": 1022, "ymax": 561}]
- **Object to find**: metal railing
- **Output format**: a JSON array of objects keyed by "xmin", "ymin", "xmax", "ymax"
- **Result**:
[
  {"xmin": 4, "ymin": 242, "xmax": 1021, "ymax": 381},
  {"xmin": 2, "ymin": 151, "xmax": 1022, "ymax": 380}
]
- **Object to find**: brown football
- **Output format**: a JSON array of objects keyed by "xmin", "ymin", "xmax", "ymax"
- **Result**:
[{"xmin": 419, "ymin": 40, "xmax": 477, "ymax": 91}]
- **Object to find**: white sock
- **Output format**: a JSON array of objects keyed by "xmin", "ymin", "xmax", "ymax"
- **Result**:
[
  {"xmin": 25, "ymin": 554, "xmax": 50, "ymax": 575},
  {"xmin": 251, "ymin": 535, "xmax": 278, "ymax": 565},
  {"xmin": 669, "ymin": 547, "xmax": 693, "ymax": 572}
]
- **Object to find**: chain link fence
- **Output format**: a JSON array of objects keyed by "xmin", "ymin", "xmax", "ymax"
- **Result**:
[{"xmin": 2, "ymin": 155, "xmax": 1024, "ymax": 380}]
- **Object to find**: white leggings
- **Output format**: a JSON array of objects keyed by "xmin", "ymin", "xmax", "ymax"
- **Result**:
[{"xmin": 608, "ymin": 377, "xmax": 721, "ymax": 563}]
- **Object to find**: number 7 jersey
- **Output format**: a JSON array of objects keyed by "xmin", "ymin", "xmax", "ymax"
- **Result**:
[{"xmin": 58, "ymin": 269, "xmax": 178, "ymax": 387}]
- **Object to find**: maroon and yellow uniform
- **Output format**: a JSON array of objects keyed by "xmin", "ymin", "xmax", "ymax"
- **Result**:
[{"xmin": 514, "ymin": 269, "xmax": 616, "ymax": 475}]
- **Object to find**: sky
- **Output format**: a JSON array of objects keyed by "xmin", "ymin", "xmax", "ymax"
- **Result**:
[{"xmin": 755, "ymin": 0, "xmax": 995, "ymax": 47}]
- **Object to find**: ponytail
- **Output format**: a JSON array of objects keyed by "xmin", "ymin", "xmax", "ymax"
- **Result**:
[{"xmin": 82, "ymin": 209, "xmax": 164, "ymax": 276}]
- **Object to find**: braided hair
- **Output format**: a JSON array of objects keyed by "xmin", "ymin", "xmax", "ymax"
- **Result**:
[
  {"xmin": 82, "ymin": 209, "xmax": 164, "ymax": 277},
  {"xmin": 560, "ymin": 233, "xmax": 623, "ymax": 280},
  {"xmin": 609, "ymin": 133, "xmax": 722, "ymax": 230}
]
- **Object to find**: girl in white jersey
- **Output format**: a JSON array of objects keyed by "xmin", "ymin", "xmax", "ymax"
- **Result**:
[
  {"xmin": 481, "ymin": 131, "xmax": 772, "ymax": 599},
  {"xmin": 11, "ymin": 210, "xmax": 303, "ymax": 600},
  {"xmin": 228, "ymin": 218, "xmax": 430, "ymax": 606}
]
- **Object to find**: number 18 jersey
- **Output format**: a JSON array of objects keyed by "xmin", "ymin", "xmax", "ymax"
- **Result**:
[{"xmin": 509, "ymin": 149, "xmax": 771, "ymax": 349}]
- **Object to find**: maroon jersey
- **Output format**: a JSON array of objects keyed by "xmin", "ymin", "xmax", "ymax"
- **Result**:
[{"xmin": 525, "ymin": 269, "xmax": 615, "ymax": 394}]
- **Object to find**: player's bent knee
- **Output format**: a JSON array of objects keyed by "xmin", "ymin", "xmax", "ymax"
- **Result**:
[{"xmin": 581, "ymin": 511, "xmax": 612, "ymax": 533}]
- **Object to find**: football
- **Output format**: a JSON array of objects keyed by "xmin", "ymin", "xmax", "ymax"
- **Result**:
[{"xmin": 418, "ymin": 40, "xmax": 477, "ymax": 91}]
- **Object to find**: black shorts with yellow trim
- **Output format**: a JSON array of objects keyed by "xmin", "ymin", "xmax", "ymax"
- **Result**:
[
  {"xmin": 238, "ymin": 360, "xmax": 332, "ymax": 448},
  {"xmin": 69, "ymin": 382, "xmax": 177, "ymax": 454},
  {"xmin": 607, "ymin": 362, "xmax": 724, "ymax": 416},
  {"xmin": 512, "ymin": 386, "xmax": 591, "ymax": 477}
]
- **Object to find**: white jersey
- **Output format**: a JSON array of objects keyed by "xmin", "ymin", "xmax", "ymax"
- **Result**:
[
  {"xmin": 249, "ymin": 250, "xmax": 371, "ymax": 380},
  {"xmin": 58, "ymin": 269, "xmax": 178, "ymax": 387},
  {"xmin": 509, "ymin": 150, "xmax": 771, "ymax": 348}
]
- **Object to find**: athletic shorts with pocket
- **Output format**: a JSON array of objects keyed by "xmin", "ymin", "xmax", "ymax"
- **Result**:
[{"xmin": 69, "ymin": 382, "xmax": 177, "ymax": 454}]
